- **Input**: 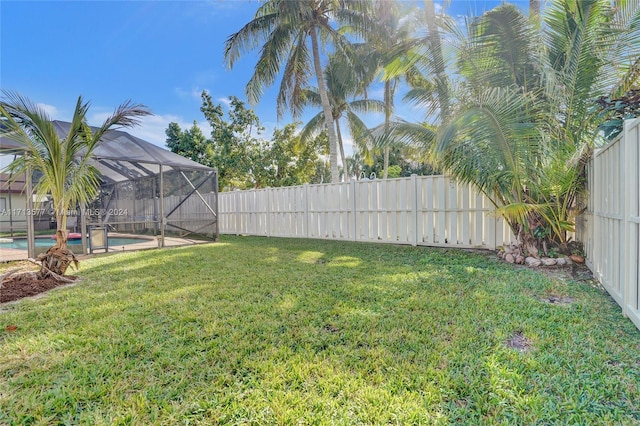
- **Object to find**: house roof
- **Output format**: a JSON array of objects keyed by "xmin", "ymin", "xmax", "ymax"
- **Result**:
[
  {"xmin": 0, "ymin": 172, "xmax": 25, "ymax": 193},
  {"xmin": 0, "ymin": 120, "xmax": 213, "ymax": 183}
]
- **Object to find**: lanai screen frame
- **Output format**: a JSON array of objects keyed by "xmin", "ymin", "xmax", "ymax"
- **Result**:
[{"xmin": 0, "ymin": 120, "xmax": 218, "ymax": 258}]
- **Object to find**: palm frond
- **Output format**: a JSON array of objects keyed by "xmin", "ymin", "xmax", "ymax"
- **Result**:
[
  {"xmin": 298, "ymin": 111, "xmax": 326, "ymax": 148},
  {"xmin": 277, "ymin": 29, "xmax": 312, "ymax": 118},
  {"xmin": 224, "ymin": 12, "xmax": 280, "ymax": 68},
  {"xmin": 437, "ymin": 87, "xmax": 544, "ymax": 201},
  {"xmin": 348, "ymin": 99, "xmax": 385, "ymax": 114},
  {"xmin": 246, "ymin": 23, "xmax": 296, "ymax": 106},
  {"xmin": 344, "ymin": 110, "xmax": 373, "ymax": 162}
]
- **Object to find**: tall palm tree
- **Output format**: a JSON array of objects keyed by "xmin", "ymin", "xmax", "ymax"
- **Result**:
[
  {"xmin": 530, "ymin": 0, "xmax": 540, "ymax": 18},
  {"xmin": 224, "ymin": 0, "xmax": 369, "ymax": 183},
  {"xmin": 299, "ymin": 53, "xmax": 384, "ymax": 181},
  {"xmin": 381, "ymin": 0, "xmax": 453, "ymax": 134},
  {"xmin": 423, "ymin": 0, "xmax": 450, "ymax": 123},
  {"xmin": 0, "ymin": 91, "xmax": 150, "ymax": 277},
  {"xmin": 363, "ymin": 0, "xmax": 415, "ymax": 178}
]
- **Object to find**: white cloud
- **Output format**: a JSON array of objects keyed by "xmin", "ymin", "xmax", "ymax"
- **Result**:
[
  {"xmin": 455, "ymin": 14, "xmax": 468, "ymax": 31},
  {"xmin": 175, "ymin": 86, "xmax": 205, "ymax": 102},
  {"xmin": 216, "ymin": 97, "xmax": 232, "ymax": 107},
  {"xmin": 88, "ymin": 112, "xmax": 212, "ymax": 149},
  {"xmin": 36, "ymin": 103, "xmax": 60, "ymax": 118},
  {"xmin": 341, "ymin": 136, "xmax": 355, "ymax": 157},
  {"xmin": 130, "ymin": 115, "xmax": 213, "ymax": 148}
]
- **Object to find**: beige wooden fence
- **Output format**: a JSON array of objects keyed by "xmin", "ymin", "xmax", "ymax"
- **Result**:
[
  {"xmin": 218, "ymin": 175, "xmax": 516, "ymax": 250},
  {"xmin": 578, "ymin": 117, "xmax": 640, "ymax": 330}
]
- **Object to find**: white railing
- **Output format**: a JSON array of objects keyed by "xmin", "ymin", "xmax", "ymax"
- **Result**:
[
  {"xmin": 218, "ymin": 175, "xmax": 516, "ymax": 250},
  {"xmin": 579, "ymin": 117, "xmax": 640, "ymax": 330}
]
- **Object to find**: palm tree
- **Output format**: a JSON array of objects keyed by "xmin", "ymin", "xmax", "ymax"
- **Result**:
[
  {"xmin": 423, "ymin": 0, "xmax": 450, "ymax": 123},
  {"xmin": 299, "ymin": 53, "xmax": 384, "ymax": 181},
  {"xmin": 362, "ymin": 0, "xmax": 415, "ymax": 179},
  {"xmin": 224, "ymin": 0, "xmax": 369, "ymax": 183},
  {"xmin": 530, "ymin": 0, "xmax": 540, "ymax": 18},
  {"xmin": 375, "ymin": 0, "xmax": 454, "ymax": 174},
  {"xmin": 433, "ymin": 0, "xmax": 640, "ymax": 255},
  {"xmin": 0, "ymin": 91, "xmax": 150, "ymax": 277}
]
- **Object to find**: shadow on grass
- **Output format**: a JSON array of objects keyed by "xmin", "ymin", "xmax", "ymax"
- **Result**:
[{"xmin": 1, "ymin": 236, "xmax": 639, "ymax": 424}]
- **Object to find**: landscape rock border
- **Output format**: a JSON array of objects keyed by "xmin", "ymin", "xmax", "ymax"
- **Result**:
[{"xmin": 497, "ymin": 243, "xmax": 577, "ymax": 269}]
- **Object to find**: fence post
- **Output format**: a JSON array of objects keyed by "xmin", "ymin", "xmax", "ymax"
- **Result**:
[
  {"xmin": 624, "ymin": 118, "xmax": 640, "ymax": 326},
  {"xmin": 623, "ymin": 119, "xmax": 634, "ymax": 318},
  {"xmin": 234, "ymin": 189, "xmax": 240, "ymax": 236},
  {"xmin": 411, "ymin": 174, "xmax": 418, "ymax": 246},
  {"xmin": 25, "ymin": 163, "xmax": 35, "ymax": 258},
  {"xmin": 592, "ymin": 146, "xmax": 601, "ymax": 284},
  {"xmin": 350, "ymin": 180, "xmax": 357, "ymax": 241},
  {"xmin": 159, "ymin": 165, "xmax": 165, "ymax": 247},
  {"xmin": 304, "ymin": 184, "xmax": 309, "ymax": 239},
  {"xmin": 266, "ymin": 188, "xmax": 271, "ymax": 238},
  {"xmin": 485, "ymin": 194, "xmax": 496, "ymax": 250}
]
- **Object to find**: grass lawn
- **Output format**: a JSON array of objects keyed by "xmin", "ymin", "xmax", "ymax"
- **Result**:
[{"xmin": 1, "ymin": 236, "xmax": 639, "ymax": 424}]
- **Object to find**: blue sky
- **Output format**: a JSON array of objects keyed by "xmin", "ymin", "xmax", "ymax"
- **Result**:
[{"xmin": 1, "ymin": 0, "xmax": 528, "ymax": 155}]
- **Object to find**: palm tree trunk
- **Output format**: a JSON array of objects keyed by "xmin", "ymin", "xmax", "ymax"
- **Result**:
[
  {"xmin": 424, "ymin": 0, "xmax": 450, "ymax": 123},
  {"xmin": 335, "ymin": 119, "xmax": 349, "ymax": 182},
  {"xmin": 529, "ymin": 0, "xmax": 540, "ymax": 18},
  {"xmin": 310, "ymin": 25, "xmax": 340, "ymax": 183},
  {"xmin": 37, "ymin": 209, "xmax": 77, "ymax": 279},
  {"xmin": 55, "ymin": 210, "xmax": 68, "ymax": 249},
  {"xmin": 383, "ymin": 79, "xmax": 392, "ymax": 179}
]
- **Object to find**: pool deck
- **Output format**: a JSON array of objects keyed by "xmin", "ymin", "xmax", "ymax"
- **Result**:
[
  {"xmin": 0, "ymin": 248, "xmax": 28, "ymax": 262},
  {"xmin": 1, "ymin": 234, "xmax": 213, "ymax": 263}
]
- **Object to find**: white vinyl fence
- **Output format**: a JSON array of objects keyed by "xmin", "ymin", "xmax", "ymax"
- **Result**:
[
  {"xmin": 578, "ymin": 117, "xmax": 640, "ymax": 330},
  {"xmin": 218, "ymin": 175, "xmax": 516, "ymax": 250}
]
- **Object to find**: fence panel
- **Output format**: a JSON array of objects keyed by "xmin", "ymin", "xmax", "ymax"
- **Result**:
[
  {"xmin": 624, "ymin": 118, "xmax": 640, "ymax": 329},
  {"xmin": 582, "ymin": 117, "xmax": 640, "ymax": 331},
  {"xmin": 217, "ymin": 175, "xmax": 516, "ymax": 250}
]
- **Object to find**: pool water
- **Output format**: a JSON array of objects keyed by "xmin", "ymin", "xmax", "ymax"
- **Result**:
[{"xmin": 0, "ymin": 236, "xmax": 151, "ymax": 250}]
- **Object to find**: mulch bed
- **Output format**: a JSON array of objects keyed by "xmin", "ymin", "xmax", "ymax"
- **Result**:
[{"xmin": 1, "ymin": 275, "xmax": 78, "ymax": 303}]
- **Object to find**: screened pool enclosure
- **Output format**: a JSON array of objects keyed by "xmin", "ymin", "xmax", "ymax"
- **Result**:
[{"xmin": 0, "ymin": 120, "xmax": 218, "ymax": 258}]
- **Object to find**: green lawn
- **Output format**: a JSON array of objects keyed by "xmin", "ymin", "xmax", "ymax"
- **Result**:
[{"xmin": 1, "ymin": 236, "xmax": 639, "ymax": 425}]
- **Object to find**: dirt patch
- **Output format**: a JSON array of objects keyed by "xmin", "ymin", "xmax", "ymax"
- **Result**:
[
  {"xmin": 505, "ymin": 331, "xmax": 533, "ymax": 352},
  {"xmin": 528, "ymin": 260, "xmax": 595, "ymax": 285},
  {"xmin": 540, "ymin": 295, "xmax": 576, "ymax": 305},
  {"xmin": 1, "ymin": 275, "xmax": 79, "ymax": 303},
  {"xmin": 324, "ymin": 324, "xmax": 340, "ymax": 333},
  {"xmin": 570, "ymin": 263, "xmax": 594, "ymax": 281}
]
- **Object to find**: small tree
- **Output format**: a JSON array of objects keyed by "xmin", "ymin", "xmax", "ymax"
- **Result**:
[{"xmin": 0, "ymin": 91, "xmax": 150, "ymax": 278}]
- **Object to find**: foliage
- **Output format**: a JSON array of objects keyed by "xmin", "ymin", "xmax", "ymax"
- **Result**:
[
  {"xmin": 358, "ymin": 0, "xmax": 416, "ymax": 178},
  {"xmin": 224, "ymin": 0, "xmax": 370, "ymax": 183},
  {"xmin": 594, "ymin": 89, "xmax": 640, "ymax": 140},
  {"xmin": 425, "ymin": 0, "xmax": 639, "ymax": 252},
  {"xmin": 200, "ymin": 93, "xmax": 265, "ymax": 190},
  {"xmin": 166, "ymin": 93, "xmax": 327, "ymax": 190},
  {"xmin": 1, "ymin": 236, "xmax": 639, "ymax": 423},
  {"xmin": 383, "ymin": 0, "xmax": 453, "ymax": 124},
  {"xmin": 352, "ymin": 143, "xmax": 439, "ymax": 180},
  {"xmin": 255, "ymin": 123, "xmax": 329, "ymax": 188},
  {"xmin": 299, "ymin": 52, "xmax": 384, "ymax": 180},
  {"xmin": 165, "ymin": 121, "xmax": 211, "ymax": 164}
]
